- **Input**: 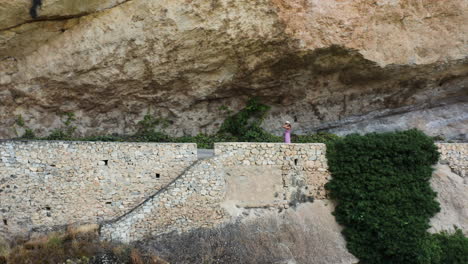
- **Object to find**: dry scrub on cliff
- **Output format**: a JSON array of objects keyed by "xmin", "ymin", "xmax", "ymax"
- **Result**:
[
  {"xmin": 3, "ymin": 225, "xmax": 167, "ymax": 264},
  {"xmin": 138, "ymin": 206, "xmax": 356, "ymax": 264}
]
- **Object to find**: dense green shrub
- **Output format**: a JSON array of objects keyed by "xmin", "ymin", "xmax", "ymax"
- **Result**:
[
  {"xmin": 325, "ymin": 130, "xmax": 468, "ymax": 264},
  {"xmin": 219, "ymin": 97, "xmax": 270, "ymax": 138},
  {"xmin": 431, "ymin": 228, "xmax": 468, "ymax": 264},
  {"xmin": 292, "ymin": 132, "xmax": 340, "ymax": 144},
  {"xmin": 136, "ymin": 114, "xmax": 170, "ymax": 135}
]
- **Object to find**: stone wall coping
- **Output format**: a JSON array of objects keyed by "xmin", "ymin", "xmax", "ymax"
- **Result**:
[
  {"xmin": 0, "ymin": 140, "xmax": 197, "ymax": 146},
  {"xmin": 435, "ymin": 143, "xmax": 468, "ymax": 145},
  {"xmin": 214, "ymin": 142, "xmax": 327, "ymax": 145},
  {"xmin": 0, "ymin": 140, "xmax": 464, "ymax": 147}
]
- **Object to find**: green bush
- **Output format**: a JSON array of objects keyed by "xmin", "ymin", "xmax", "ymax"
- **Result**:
[
  {"xmin": 42, "ymin": 112, "xmax": 77, "ymax": 140},
  {"xmin": 325, "ymin": 130, "xmax": 442, "ymax": 263},
  {"xmin": 431, "ymin": 228, "xmax": 468, "ymax": 264},
  {"xmin": 219, "ymin": 97, "xmax": 270, "ymax": 138},
  {"xmin": 136, "ymin": 114, "xmax": 169, "ymax": 135},
  {"xmin": 293, "ymin": 132, "xmax": 340, "ymax": 144},
  {"xmin": 241, "ymin": 124, "xmax": 282, "ymax": 142}
]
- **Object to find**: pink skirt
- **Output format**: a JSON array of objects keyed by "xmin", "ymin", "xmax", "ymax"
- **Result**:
[{"xmin": 284, "ymin": 130, "xmax": 291, "ymax": 143}]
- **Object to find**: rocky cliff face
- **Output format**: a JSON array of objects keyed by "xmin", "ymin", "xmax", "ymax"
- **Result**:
[{"xmin": 1, "ymin": 0, "xmax": 467, "ymax": 139}]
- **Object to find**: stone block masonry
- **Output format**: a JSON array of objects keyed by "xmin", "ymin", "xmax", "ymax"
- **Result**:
[
  {"xmin": 100, "ymin": 156, "xmax": 229, "ymax": 242},
  {"xmin": 215, "ymin": 143, "xmax": 330, "ymax": 202},
  {"xmin": 0, "ymin": 141, "xmax": 197, "ymax": 237},
  {"xmin": 436, "ymin": 143, "xmax": 467, "ymax": 181},
  {"xmin": 101, "ymin": 143, "xmax": 330, "ymax": 242},
  {"xmin": 1, "ymin": 141, "xmax": 466, "ymax": 243}
]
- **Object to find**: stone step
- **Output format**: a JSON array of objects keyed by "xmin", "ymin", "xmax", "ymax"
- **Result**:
[{"xmin": 197, "ymin": 149, "xmax": 214, "ymax": 159}]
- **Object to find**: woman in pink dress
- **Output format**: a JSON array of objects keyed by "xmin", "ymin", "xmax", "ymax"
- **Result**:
[{"xmin": 282, "ymin": 121, "xmax": 292, "ymax": 143}]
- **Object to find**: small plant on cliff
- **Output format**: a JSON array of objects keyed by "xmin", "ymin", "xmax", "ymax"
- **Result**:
[
  {"xmin": 45, "ymin": 112, "xmax": 77, "ymax": 140},
  {"xmin": 16, "ymin": 115, "xmax": 25, "ymax": 127},
  {"xmin": 219, "ymin": 97, "xmax": 270, "ymax": 139},
  {"xmin": 218, "ymin": 105, "xmax": 232, "ymax": 114},
  {"xmin": 13, "ymin": 115, "xmax": 36, "ymax": 139},
  {"xmin": 135, "ymin": 113, "xmax": 171, "ymax": 142},
  {"xmin": 21, "ymin": 129, "xmax": 36, "ymax": 139},
  {"xmin": 137, "ymin": 114, "xmax": 170, "ymax": 134},
  {"xmin": 325, "ymin": 129, "xmax": 467, "ymax": 264}
]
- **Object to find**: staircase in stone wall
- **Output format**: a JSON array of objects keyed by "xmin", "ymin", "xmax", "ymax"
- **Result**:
[
  {"xmin": 100, "ymin": 153, "xmax": 229, "ymax": 243},
  {"xmin": 100, "ymin": 143, "xmax": 332, "ymax": 243}
]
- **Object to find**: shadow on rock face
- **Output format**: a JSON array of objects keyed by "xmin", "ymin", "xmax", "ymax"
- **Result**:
[{"xmin": 137, "ymin": 201, "xmax": 358, "ymax": 264}]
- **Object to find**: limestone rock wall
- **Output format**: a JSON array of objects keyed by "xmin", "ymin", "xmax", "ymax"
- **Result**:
[
  {"xmin": 430, "ymin": 143, "xmax": 468, "ymax": 234},
  {"xmin": 0, "ymin": 0, "xmax": 467, "ymax": 140},
  {"xmin": 0, "ymin": 141, "xmax": 196, "ymax": 238},
  {"xmin": 430, "ymin": 164, "xmax": 468, "ymax": 235},
  {"xmin": 272, "ymin": 0, "xmax": 468, "ymax": 66},
  {"xmin": 141, "ymin": 201, "xmax": 359, "ymax": 264}
]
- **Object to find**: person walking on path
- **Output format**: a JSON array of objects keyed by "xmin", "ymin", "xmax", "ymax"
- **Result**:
[{"xmin": 282, "ymin": 121, "xmax": 292, "ymax": 143}]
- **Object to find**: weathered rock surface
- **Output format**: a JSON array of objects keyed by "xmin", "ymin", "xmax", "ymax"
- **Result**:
[
  {"xmin": 239, "ymin": 201, "xmax": 359, "ymax": 264},
  {"xmin": 430, "ymin": 164, "xmax": 468, "ymax": 234},
  {"xmin": 0, "ymin": 0, "xmax": 467, "ymax": 139},
  {"xmin": 140, "ymin": 201, "xmax": 359, "ymax": 264}
]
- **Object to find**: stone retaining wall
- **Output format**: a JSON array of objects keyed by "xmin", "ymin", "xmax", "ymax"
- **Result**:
[
  {"xmin": 100, "ymin": 155, "xmax": 229, "ymax": 242},
  {"xmin": 1, "ymin": 141, "xmax": 466, "ymax": 243},
  {"xmin": 436, "ymin": 143, "xmax": 467, "ymax": 181},
  {"xmin": 101, "ymin": 143, "xmax": 330, "ymax": 242},
  {"xmin": 0, "ymin": 141, "xmax": 196, "ymax": 237},
  {"xmin": 215, "ymin": 143, "xmax": 330, "ymax": 202}
]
